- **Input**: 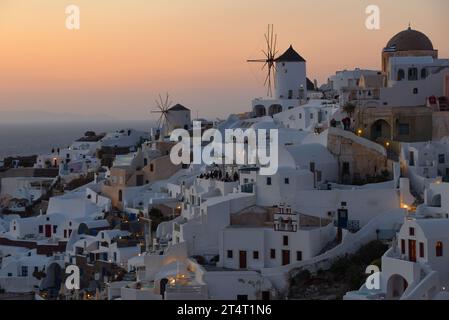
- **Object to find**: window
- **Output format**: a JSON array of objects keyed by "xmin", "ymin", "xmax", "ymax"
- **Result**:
[
  {"xmin": 421, "ymin": 68, "xmax": 428, "ymax": 79},
  {"xmin": 39, "ymin": 225, "xmax": 43, "ymax": 233},
  {"xmin": 296, "ymin": 251, "xmax": 303, "ymax": 261},
  {"xmin": 21, "ymin": 266, "xmax": 28, "ymax": 277},
  {"xmin": 309, "ymin": 162, "xmax": 315, "ymax": 173},
  {"xmin": 408, "ymin": 67, "xmax": 418, "ymax": 81},
  {"xmin": 283, "ymin": 235, "xmax": 289, "ymax": 246},
  {"xmin": 253, "ymin": 251, "xmax": 259, "ymax": 260},
  {"xmin": 342, "ymin": 162, "xmax": 350, "ymax": 175},
  {"xmin": 413, "ymin": 88, "xmax": 418, "ymax": 94},
  {"xmin": 436, "ymin": 241, "xmax": 443, "ymax": 257},
  {"xmin": 284, "ymin": 178, "xmax": 289, "ymax": 184},
  {"xmin": 118, "ymin": 190, "xmax": 123, "ymax": 202},
  {"xmin": 398, "ymin": 124, "xmax": 410, "ymax": 135},
  {"xmin": 237, "ymin": 295, "xmax": 248, "ymax": 300},
  {"xmin": 150, "ymin": 164, "xmax": 154, "ymax": 172},
  {"xmin": 270, "ymin": 249, "xmax": 276, "ymax": 259},
  {"xmin": 401, "ymin": 239, "xmax": 406, "ymax": 254},
  {"xmin": 53, "ymin": 225, "xmax": 57, "ymax": 234},
  {"xmin": 34, "ymin": 266, "xmax": 39, "ymax": 273},
  {"xmin": 227, "ymin": 250, "xmax": 233, "ymax": 259},
  {"xmin": 299, "ymin": 113, "xmax": 302, "ymax": 119},
  {"xmin": 316, "ymin": 171, "xmax": 322, "ymax": 182},
  {"xmin": 310, "ymin": 113, "xmax": 314, "ymax": 119},
  {"xmin": 288, "ymin": 90, "xmax": 293, "ymax": 99},
  {"xmin": 409, "ymin": 227, "xmax": 415, "ymax": 236},
  {"xmin": 266, "ymin": 177, "xmax": 272, "ymax": 185},
  {"xmin": 341, "ymin": 202, "xmax": 347, "ymax": 206},
  {"xmin": 244, "ymin": 178, "xmax": 248, "ymax": 184},
  {"xmin": 419, "ymin": 242, "xmax": 424, "ymax": 258},
  {"xmin": 439, "ymin": 154, "xmax": 445, "ymax": 164},
  {"xmin": 397, "ymin": 69, "xmax": 405, "ymax": 81}
]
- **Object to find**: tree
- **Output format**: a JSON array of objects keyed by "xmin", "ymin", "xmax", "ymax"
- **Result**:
[{"xmin": 343, "ymin": 102, "xmax": 356, "ymax": 118}]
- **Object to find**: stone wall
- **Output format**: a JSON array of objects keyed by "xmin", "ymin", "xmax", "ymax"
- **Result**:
[{"xmin": 327, "ymin": 129, "xmax": 391, "ymax": 184}]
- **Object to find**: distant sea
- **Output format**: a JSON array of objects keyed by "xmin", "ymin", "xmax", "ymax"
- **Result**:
[{"xmin": 0, "ymin": 121, "xmax": 155, "ymax": 158}]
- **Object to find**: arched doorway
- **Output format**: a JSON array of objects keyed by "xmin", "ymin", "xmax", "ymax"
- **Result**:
[
  {"xmin": 254, "ymin": 105, "xmax": 267, "ymax": 117},
  {"xmin": 387, "ymin": 274, "xmax": 408, "ymax": 300},
  {"xmin": 430, "ymin": 194, "xmax": 442, "ymax": 207},
  {"xmin": 40, "ymin": 263, "xmax": 63, "ymax": 299},
  {"xmin": 268, "ymin": 104, "xmax": 282, "ymax": 116},
  {"xmin": 371, "ymin": 119, "xmax": 392, "ymax": 141}
]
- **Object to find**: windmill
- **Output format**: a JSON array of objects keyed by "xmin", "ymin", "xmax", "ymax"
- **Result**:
[
  {"xmin": 247, "ymin": 24, "xmax": 278, "ymax": 97},
  {"xmin": 151, "ymin": 93, "xmax": 173, "ymax": 138}
]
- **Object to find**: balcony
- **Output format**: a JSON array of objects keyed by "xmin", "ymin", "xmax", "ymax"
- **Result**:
[{"xmin": 382, "ymin": 247, "xmax": 421, "ymax": 282}]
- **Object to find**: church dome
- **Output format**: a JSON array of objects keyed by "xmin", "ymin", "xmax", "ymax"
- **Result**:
[{"xmin": 385, "ymin": 27, "xmax": 434, "ymax": 52}]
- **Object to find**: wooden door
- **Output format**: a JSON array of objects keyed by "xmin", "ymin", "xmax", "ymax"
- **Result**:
[
  {"xmin": 408, "ymin": 239, "xmax": 416, "ymax": 262},
  {"xmin": 282, "ymin": 250, "xmax": 290, "ymax": 266},
  {"xmin": 239, "ymin": 251, "xmax": 247, "ymax": 269},
  {"xmin": 45, "ymin": 224, "xmax": 52, "ymax": 237}
]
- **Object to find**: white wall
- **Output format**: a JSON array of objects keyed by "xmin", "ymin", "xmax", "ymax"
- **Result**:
[
  {"xmin": 275, "ymin": 61, "xmax": 307, "ymax": 100},
  {"xmin": 203, "ymin": 270, "xmax": 274, "ymax": 300},
  {"xmin": 292, "ymin": 187, "xmax": 400, "ymax": 227}
]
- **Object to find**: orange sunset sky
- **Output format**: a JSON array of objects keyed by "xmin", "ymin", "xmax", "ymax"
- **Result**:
[{"xmin": 0, "ymin": 0, "xmax": 448, "ymax": 120}]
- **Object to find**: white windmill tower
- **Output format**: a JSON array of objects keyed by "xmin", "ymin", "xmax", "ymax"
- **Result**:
[
  {"xmin": 247, "ymin": 25, "xmax": 307, "ymax": 101},
  {"xmin": 151, "ymin": 93, "xmax": 173, "ymax": 140},
  {"xmin": 151, "ymin": 93, "xmax": 191, "ymax": 140}
]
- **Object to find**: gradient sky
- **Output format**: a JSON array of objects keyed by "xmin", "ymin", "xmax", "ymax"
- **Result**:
[{"xmin": 0, "ymin": 0, "xmax": 448, "ymax": 120}]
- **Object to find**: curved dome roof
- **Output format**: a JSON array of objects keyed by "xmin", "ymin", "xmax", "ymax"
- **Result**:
[{"xmin": 385, "ymin": 27, "xmax": 434, "ymax": 52}]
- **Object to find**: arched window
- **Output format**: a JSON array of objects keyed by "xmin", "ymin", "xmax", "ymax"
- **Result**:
[
  {"xmin": 408, "ymin": 68, "xmax": 418, "ymax": 81},
  {"xmin": 421, "ymin": 68, "xmax": 428, "ymax": 79},
  {"xmin": 118, "ymin": 190, "xmax": 123, "ymax": 202},
  {"xmin": 268, "ymin": 104, "xmax": 282, "ymax": 116},
  {"xmin": 254, "ymin": 105, "xmax": 266, "ymax": 117},
  {"xmin": 397, "ymin": 69, "xmax": 405, "ymax": 81}
]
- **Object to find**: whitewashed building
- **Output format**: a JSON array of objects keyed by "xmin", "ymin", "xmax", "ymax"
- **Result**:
[{"xmin": 345, "ymin": 217, "xmax": 449, "ymax": 300}]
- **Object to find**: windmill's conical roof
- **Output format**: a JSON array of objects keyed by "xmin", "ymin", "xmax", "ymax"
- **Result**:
[
  {"xmin": 169, "ymin": 104, "xmax": 190, "ymax": 111},
  {"xmin": 275, "ymin": 45, "xmax": 306, "ymax": 62}
]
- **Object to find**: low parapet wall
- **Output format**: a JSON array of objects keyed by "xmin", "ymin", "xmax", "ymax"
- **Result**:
[{"xmin": 0, "ymin": 237, "xmax": 67, "ymax": 255}]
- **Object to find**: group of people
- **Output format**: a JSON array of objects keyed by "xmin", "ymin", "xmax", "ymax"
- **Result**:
[
  {"xmin": 198, "ymin": 169, "xmax": 239, "ymax": 182},
  {"xmin": 330, "ymin": 117, "xmax": 352, "ymax": 131}
]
